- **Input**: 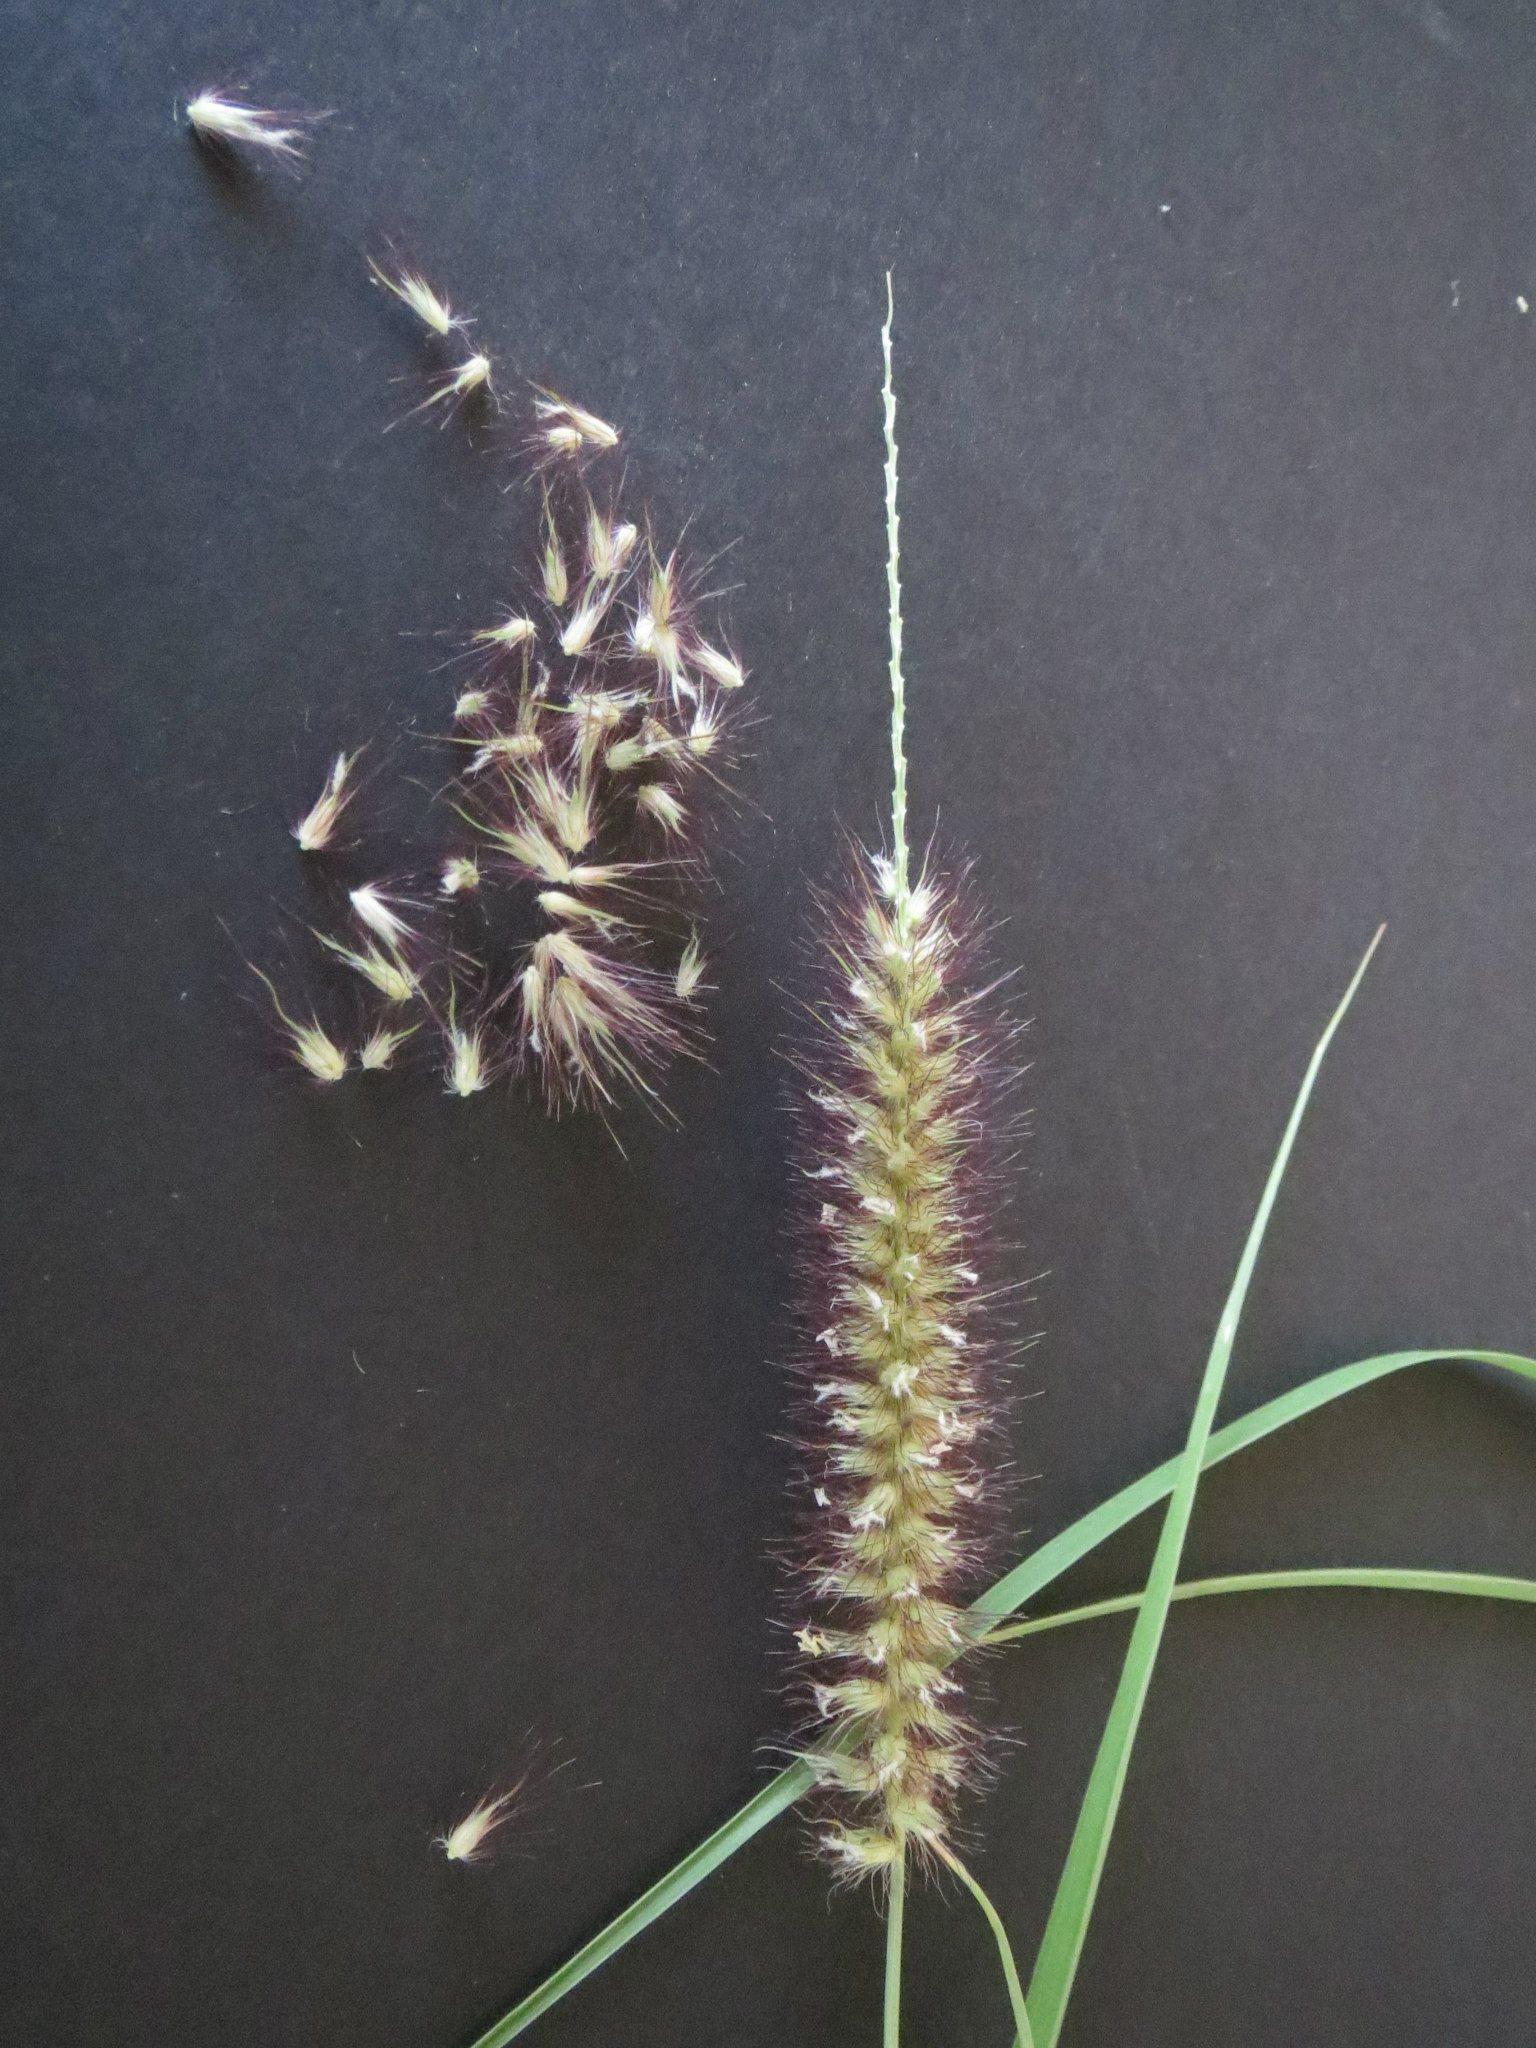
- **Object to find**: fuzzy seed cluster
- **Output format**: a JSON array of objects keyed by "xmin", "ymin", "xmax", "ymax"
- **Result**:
[
  {"xmin": 791, "ymin": 854, "xmax": 1000, "ymax": 1878},
  {"xmin": 252, "ymin": 251, "xmax": 748, "ymax": 1117}
]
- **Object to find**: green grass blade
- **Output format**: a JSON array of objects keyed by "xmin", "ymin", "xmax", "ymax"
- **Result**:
[
  {"xmin": 462, "ymin": 1348, "xmax": 1536, "ymax": 2047},
  {"xmin": 462, "ymin": 1764, "xmax": 817, "ymax": 2048},
  {"xmin": 1022, "ymin": 932, "xmax": 1383, "ymax": 2048},
  {"xmin": 933, "ymin": 1843, "xmax": 1036, "ymax": 2048},
  {"xmin": 981, "ymin": 1566, "xmax": 1536, "ymax": 1644}
]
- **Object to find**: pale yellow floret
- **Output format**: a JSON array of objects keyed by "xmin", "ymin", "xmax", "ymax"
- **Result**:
[
  {"xmin": 675, "ymin": 930, "xmax": 707, "ymax": 1002},
  {"xmin": 315, "ymin": 932, "xmax": 415, "ymax": 1004},
  {"xmin": 440, "ymin": 857, "xmax": 480, "ymax": 897},
  {"xmin": 559, "ymin": 582, "xmax": 616, "ymax": 657},
  {"xmin": 367, "ymin": 257, "xmax": 461, "ymax": 337},
  {"xmin": 454, "ymin": 689, "xmax": 491, "ymax": 722},
  {"xmin": 350, "ymin": 884, "xmax": 416, "ymax": 947},
  {"xmin": 186, "ymin": 91, "xmax": 311, "ymax": 158},
  {"xmin": 691, "ymin": 640, "xmax": 746, "ymax": 691},
  {"xmin": 293, "ymin": 750, "xmax": 358, "ymax": 852},
  {"xmin": 585, "ymin": 501, "xmax": 639, "ymax": 580},
  {"xmin": 540, "ymin": 492, "xmax": 569, "ymax": 606},
  {"xmin": 249, "ymin": 967, "xmax": 347, "ymax": 1083},
  {"xmin": 445, "ymin": 1022, "xmax": 490, "ymax": 1096},
  {"xmin": 436, "ymin": 1781, "xmax": 527, "ymax": 1865},
  {"xmin": 535, "ymin": 390, "xmax": 620, "ymax": 453},
  {"xmin": 636, "ymin": 783, "xmax": 687, "ymax": 836},
  {"xmin": 472, "ymin": 613, "xmax": 535, "ymax": 650},
  {"xmin": 359, "ymin": 1022, "xmax": 417, "ymax": 1071}
]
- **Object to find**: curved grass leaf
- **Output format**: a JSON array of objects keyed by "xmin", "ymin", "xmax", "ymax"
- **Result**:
[
  {"xmin": 982, "ymin": 1565, "xmax": 1536, "ymax": 1643},
  {"xmin": 1021, "ymin": 931, "xmax": 1383, "ymax": 2048},
  {"xmin": 464, "ymin": 1345, "xmax": 1536, "ymax": 2048}
]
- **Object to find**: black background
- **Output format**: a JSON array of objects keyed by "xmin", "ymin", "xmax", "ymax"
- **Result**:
[{"xmin": 7, "ymin": 3, "xmax": 1536, "ymax": 2044}]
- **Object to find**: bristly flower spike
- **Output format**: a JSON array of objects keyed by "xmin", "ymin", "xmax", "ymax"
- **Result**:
[
  {"xmin": 367, "ymin": 256, "xmax": 466, "ymax": 339},
  {"xmin": 293, "ymin": 750, "xmax": 359, "ymax": 853},
  {"xmin": 788, "ymin": 276, "xmax": 1006, "ymax": 1887},
  {"xmin": 184, "ymin": 90, "xmax": 320, "ymax": 162}
]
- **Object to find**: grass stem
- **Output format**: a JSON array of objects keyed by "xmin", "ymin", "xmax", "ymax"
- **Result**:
[{"xmin": 883, "ymin": 1843, "xmax": 907, "ymax": 2048}]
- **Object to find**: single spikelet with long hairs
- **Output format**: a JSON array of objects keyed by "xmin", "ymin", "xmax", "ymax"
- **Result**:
[{"xmin": 785, "ymin": 278, "xmax": 1011, "ymax": 1882}]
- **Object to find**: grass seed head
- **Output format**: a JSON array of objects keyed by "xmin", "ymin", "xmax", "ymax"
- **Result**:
[{"xmin": 787, "ymin": 854, "xmax": 1008, "ymax": 1875}]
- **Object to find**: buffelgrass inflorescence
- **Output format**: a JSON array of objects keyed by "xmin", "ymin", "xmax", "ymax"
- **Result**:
[
  {"xmin": 788, "ymin": 851, "xmax": 1007, "ymax": 1880},
  {"xmin": 247, "ymin": 249, "xmax": 751, "ymax": 1126},
  {"xmin": 784, "ymin": 283, "xmax": 1018, "ymax": 1995}
]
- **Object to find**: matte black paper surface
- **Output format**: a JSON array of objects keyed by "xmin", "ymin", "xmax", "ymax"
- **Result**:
[{"xmin": 6, "ymin": 4, "xmax": 1536, "ymax": 2044}]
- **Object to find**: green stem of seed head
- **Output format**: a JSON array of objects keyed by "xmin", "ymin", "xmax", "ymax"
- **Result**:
[
  {"xmin": 882, "ymin": 271, "xmax": 908, "ymax": 909},
  {"xmin": 883, "ymin": 1839, "xmax": 906, "ymax": 2048}
]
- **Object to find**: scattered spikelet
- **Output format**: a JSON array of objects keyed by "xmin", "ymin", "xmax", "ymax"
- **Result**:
[
  {"xmin": 367, "ymin": 257, "xmax": 464, "ymax": 338},
  {"xmin": 454, "ymin": 688, "xmax": 492, "ymax": 722},
  {"xmin": 316, "ymin": 932, "xmax": 416, "ymax": 1004},
  {"xmin": 559, "ymin": 583, "xmax": 618, "ymax": 658},
  {"xmin": 473, "ymin": 612, "xmax": 536, "ymax": 651},
  {"xmin": 398, "ymin": 353, "xmax": 493, "ymax": 427},
  {"xmin": 185, "ymin": 89, "xmax": 318, "ymax": 161},
  {"xmin": 436, "ymin": 1785, "xmax": 526, "ymax": 1866},
  {"xmin": 540, "ymin": 491, "xmax": 570, "ymax": 606},
  {"xmin": 586, "ymin": 501, "xmax": 639, "ymax": 581},
  {"xmin": 444, "ymin": 1005, "xmax": 492, "ymax": 1097},
  {"xmin": 440, "ymin": 856, "xmax": 480, "ymax": 897},
  {"xmin": 359, "ymin": 1021, "xmax": 418, "ymax": 1071},
  {"xmin": 293, "ymin": 751, "xmax": 359, "ymax": 853},
  {"xmin": 533, "ymin": 389, "xmax": 620, "ymax": 458},
  {"xmin": 691, "ymin": 640, "xmax": 747, "ymax": 692},
  {"xmin": 519, "ymin": 929, "xmax": 684, "ymax": 1109},
  {"xmin": 349, "ymin": 884, "xmax": 417, "ymax": 948},
  {"xmin": 675, "ymin": 929, "xmax": 707, "ymax": 1002},
  {"xmin": 250, "ymin": 967, "xmax": 348, "ymax": 1083},
  {"xmin": 634, "ymin": 783, "xmax": 686, "ymax": 837}
]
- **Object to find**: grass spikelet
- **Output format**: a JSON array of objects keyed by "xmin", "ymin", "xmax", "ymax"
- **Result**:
[
  {"xmin": 185, "ymin": 89, "xmax": 320, "ymax": 162},
  {"xmin": 440, "ymin": 856, "xmax": 481, "ymax": 897},
  {"xmin": 358, "ymin": 1020, "xmax": 418, "ymax": 1071},
  {"xmin": 367, "ymin": 256, "xmax": 465, "ymax": 339},
  {"xmin": 585, "ymin": 499, "xmax": 639, "ymax": 581},
  {"xmin": 533, "ymin": 389, "xmax": 621, "ymax": 459},
  {"xmin": 472, "ymin": 612, "xmax": 536, "ymax": 651},
  {"xmin": 443, "ymin": 994, "xmax": 493, "ymax": 1097},
  {"xmin": 349, "ymin": 883, "xmax": 418, "ymax": 948},
  {"xmin": 540, "ymin": 489, "xmax": 570, "ymax": 607},
  {"xmin": 292, "ymin": 750, "xmax": 359, "ymax": 853},
  {"xmin": 437, "ymin": 1785, "xmax": 527, "ymax": 1866},
  {"xmin": 315, "ymin": 931, "xmax": 416, "ymax": 1004},
  {"xmin": 249, "ymin": 966, "xmax": 348, "ymax": 1083},
  {"xmin": 396, "ymin": 352, "xmax": 493, "ymax": 428}
]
